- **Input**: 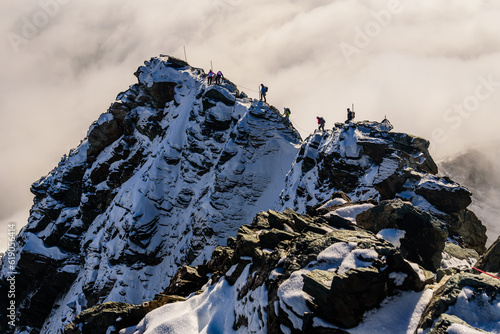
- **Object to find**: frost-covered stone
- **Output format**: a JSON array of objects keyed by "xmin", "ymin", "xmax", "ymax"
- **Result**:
[{"xmin": 417, "ymin": 273, "xmax": 500, "ymax": 333}]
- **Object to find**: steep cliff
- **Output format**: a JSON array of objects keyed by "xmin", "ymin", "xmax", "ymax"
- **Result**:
[{"xmin": 0, "ymin": 56, "xmax": 301, "ymax": 333}]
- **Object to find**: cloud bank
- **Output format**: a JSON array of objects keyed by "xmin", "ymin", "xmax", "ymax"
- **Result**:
[{"xmin": 1, "ymin": 0, "xmax": 500, "ymax": 250}]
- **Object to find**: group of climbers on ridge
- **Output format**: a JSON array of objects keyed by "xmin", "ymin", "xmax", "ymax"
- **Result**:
[
  {"xmin": 207, "ymin": 69, "xmax": 224, "ymax": 85},
  {"xmin": 205, "ymin": 68, "xmax": 357, "ymax": 132},
  {"xmin": 316, "ymin": 107, "xmax": 356, "ymax": 131}
]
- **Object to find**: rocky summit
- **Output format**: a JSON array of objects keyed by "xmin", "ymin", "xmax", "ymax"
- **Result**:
[{"xmin": 1, "ymin": 55, "xmax": 499, "ymax": 334}]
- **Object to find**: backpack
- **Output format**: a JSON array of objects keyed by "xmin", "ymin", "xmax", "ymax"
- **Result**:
[{"xmin": 263, "ymin": 86, "xmax": 268, "ymax": 93}]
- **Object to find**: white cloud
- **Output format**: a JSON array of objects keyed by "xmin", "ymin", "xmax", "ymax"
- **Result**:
[{"xmin": 1, "ymin": 0, "xmax": 500, "ymax": 250}]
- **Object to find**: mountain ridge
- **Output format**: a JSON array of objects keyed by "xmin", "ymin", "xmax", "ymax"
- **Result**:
[{"xmin": 0, "ymin": 55, "xmax": 498, "ymax": 334}]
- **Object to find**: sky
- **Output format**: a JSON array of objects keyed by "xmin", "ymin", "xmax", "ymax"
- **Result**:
[{"xmin": 1, "ymin": 0, "xmax": 500, "ymax": 251}]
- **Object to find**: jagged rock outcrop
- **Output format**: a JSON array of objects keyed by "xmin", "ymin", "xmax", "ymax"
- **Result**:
[
  {"xmin": 0, "ymin": 55, "xmax": 300, "ymax": 334},
  {"xmin": 279, "ymin": 120, "xmax": 438, "ymax": 211},
  {"xmin": 64, "ymin": 295, "xmax": 185, "ymax": 334},
  {"xmin": 356, "ymin": 199, "xmax": 448, "ymax": 271},
  {"xmin": 441, "ymin": 209, "xmax": 487, "ymax": 254},
  {"xmin": 439, "ymin": 148, "xmax": 500, "ymax": 247},
  {"xmin": 278, "ymin": 121, "xmax": 487, "ymax": 257},
  {"xmin": 122, "ymin": 208, "xmax": 436, "ymax": 333},
  {"xmin": 476, "ymin": 236, "xmax": 500, "ymax": 275},
  {"xmin": 437, "ymin": 242, "xmax": 480, "ymax": 281},
  {"xmin": 427, "ymin": 314, "xmax": 490, "ymax": 334},
  {"xmin": 417, "ymin": 273, "xmax": 500, "ymax": 333}
]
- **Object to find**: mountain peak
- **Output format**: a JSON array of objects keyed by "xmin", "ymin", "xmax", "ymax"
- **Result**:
[
  {"xmin": 0, "ymin": 55, "xmax": 495, "ymax": 334},
  {"xmin": 1, "ymin": 55, "xmax": 301, "ymax": 333}
]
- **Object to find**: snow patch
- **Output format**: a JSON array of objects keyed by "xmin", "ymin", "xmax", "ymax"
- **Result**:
[
  {"xmin": 377, "ymin": 229, "xmax": 406, "ymax": 248},
  {"xmin": 318, "ymin": 197, "xmax": 347, "ymax": 209},
  {"xmin": 338, "ymin": 248, "xmax": 379, "ymax": 275},
  {"xmin": 389, "ymin": 272, "xmax": 408, "ymax": 286},
  {"xmin": 350, "ymin": 289, "xmax": 434, "ymax": 334},
  {"xmin": 317, "ymin": 242, "xmax": 355, "ymax": 264},
  {"xmin": 326, "ymin": 203, "xmax": 375, "ymax": 223},
  {"xmin": 440, "ymin": 252, "xmax": 476, "ymax": 270},
  {"xmin": 278, "ymin": 270, "xmax": 311, "ymax": 330},
  {"xmin": 445, "ymin": 287, "xmax": 500, "ymax": 333},
  {"xmin": 23, "ymin": 232, "xmax": 69, "ymax": 260},
  {"xmin": 126, "ymin": 264, "xmax": 269, "ymax": 334}
]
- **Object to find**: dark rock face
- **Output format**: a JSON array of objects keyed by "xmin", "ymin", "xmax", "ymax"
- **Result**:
[
  {"xmin": 373, "ymin": 162, "xmax": 409, "ymax": 200},
  {"xmin": 415, "ymin": 178, "xmax": 472, "ymax": 214},
  {"xmin": 87, "ymin": 101, "xmax": 131, "ymax": 161},
  {"xmin": 476, "ymin": 236, "xmax": 500, "ymax": 274},
  {"xmin": 163, "ymin": 265, "xmax": 209, "ymax": 297},
  {"xmin": 356, "ymin": 199, "xmax": 448, "ymax": 271},
  {"xmin": 204, "ymin": 86, "xmax": 236, "ymax": 107},
  {"xmin": 147, "ymin": 81, "xmax": 177, "ymax": 107},
  {"xmin": 14, "ymin": 248, "xmax": 79, "ymax": 329},
  {"xmin": 438, "ymin": 147, "xmax": 500, "ymax": 249},
  {"xmin": 304, "ymin": 267, "xmax": 389, "ymax": 328},
  {"xmin": 443, "ymin": 209, "xmax": 487, "ymax": 254}
]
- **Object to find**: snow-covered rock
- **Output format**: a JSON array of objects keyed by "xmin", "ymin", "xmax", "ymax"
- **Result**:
[
  {"xmin": 0, "ymin": 55, "xmax": 300, "ymax": 334},
  {"xmin": 418, "ymin": 273, "xmax": 500, "ymax": 333},
  {"xmin": 277, "ymin": 120, "xmax": 439, "ymax": 213},
  {"xmin": 111, "ymin": 208, "xmax": 433, "ymax": 334}
]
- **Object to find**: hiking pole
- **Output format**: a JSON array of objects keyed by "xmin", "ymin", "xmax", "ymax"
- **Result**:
[{"xmin": 183, "ymin": 46, "xmax": 187, "ymax": 62}]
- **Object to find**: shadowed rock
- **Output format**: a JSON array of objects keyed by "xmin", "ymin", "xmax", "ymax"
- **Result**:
[
  {"xmin": 356, "ymin": 199, "xmax": 448, "ymax": 271},
  {"xmin": 476, "ymin": 236, "xmax": 500, "ymax": 275}
]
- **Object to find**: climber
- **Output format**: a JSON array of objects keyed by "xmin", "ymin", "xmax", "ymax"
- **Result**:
[
  {"xmin": 346, "ymin": 107, "xmax": 355, "ymax": 123},
  {"xmin": 215, "ymin": 71, "xmax": 223, "ymax": 85},
  {"xmin": 207, "ymin": 70, "xmax": 215, "ymax": 85},
  {"xmin": 284, "ymin": 107, "xmax": 291, "ymax": 118},
  {"xmin": 260, "ymin": 84, "xmax": 268, "ymax": 102},
  {"xmin": 317, "ymin": 116, "xmax": 325, "ymax": 131}
]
